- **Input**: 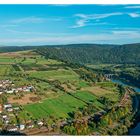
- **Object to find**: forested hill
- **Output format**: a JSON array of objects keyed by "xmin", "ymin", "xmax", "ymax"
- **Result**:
[
  {"xmin": 0, "ymin": 46, "xmax": 44, "ymax": 53},
  {"xmin": 36, "ymin": 43, "xmax": 140, "ymax": 64},
  {"xmin": 0, "ymin": 43, "xmax": 140, "ymax": 64}
]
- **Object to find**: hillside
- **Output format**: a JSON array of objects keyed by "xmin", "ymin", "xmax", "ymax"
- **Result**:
[
  {"xmin": 36, "ymin": 43, "xmax": 140, "ymax": 64},
  {"xmin": 0, "ymin": 43, "xmax": 140, "ymax": 64}
]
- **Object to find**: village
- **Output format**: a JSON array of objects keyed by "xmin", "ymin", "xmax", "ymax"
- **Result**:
[
  {"xmin": 0, "ymin": 79, "xmax": 34, "ymax": 95},
  {"xmin": 0, "ymin": 79, "xmax": 45, "ymax": 133}
]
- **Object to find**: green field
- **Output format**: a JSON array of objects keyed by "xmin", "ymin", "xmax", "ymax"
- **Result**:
[
  {"xmin": 77, "ymin": 81, "xmax": 89, "ymax": 88},
  {"xmin": 24, "ymin": 94, "xmax": 86, "ymax": 118},
  {"xmin": 0, "ymin": 57, "xmax": 15, "ymax": 63},
  {"xmin": 28, "ymin": 68, "xmax": 79, "ymax": 82},
  {"xmin": 24, "ymin": 91, "xmax": 103, "ymax": 119},
  {"xmin": 0, "ymin": 65, "xmax": 14, "ymax": 76},
  {"xmin": 74, "ymin": 91, "xmax": 103, "ymax": 108},
  {"xmin": 37, "ymin": 58, "xmax": 63, "ymax": 65}
]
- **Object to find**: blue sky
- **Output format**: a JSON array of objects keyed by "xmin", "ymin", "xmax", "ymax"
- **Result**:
[{"xmin": 0, "ymin": 4, "xmax": 140, "ymax": 46}]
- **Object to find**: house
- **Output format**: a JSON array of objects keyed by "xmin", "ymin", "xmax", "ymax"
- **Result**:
[
  {"xmin": 15, "ymin": 90, "xmax": 19, "ymax": 93},
  {"xmin": 17, "ymin": 87, "xmax": 22, "ymax": 91},
  {"xmin": 7, "ymin": 126, "xmax": 18, "ymax": 132},
  {"xmin": 4, "ymin": 118, "xmax": 10, "ymax": 124},
  {"xmin": 28, "ymin": 86, "xmax": 34, "ymax": 89},
  {"xmin": 26, "ymin": 123, "xmax": 34, "ymax": 129},
  {"xmin": 23, "ymin": 88, "xmax": 30, "ymax": 92},
  {"xmin": 2, "ymin": 114, "xmax": 8, "ymax": 119},
  {"xmin": 0, "ymin": 89, "xmax": 3, "ymax": 94},
  {"xmin": 13, "ymin": 107, "xmax": 20, "ymax": 111},
  {"xmin": 4, "ymin": 104, "xmax": 12, "ymax": 109},
  {"xmin": 6, "ymin": 90, "xmax": 14, "ymax": 94},
  {"xmin": 19, "ymin": 124, "xmax": 25, "ymax": 130},
  {"xmin": 0, "ymin": 104, "xmax": 3, "ymax": 113},
  {"xmin": 37, "ymin": 121, "xmax": 44, "ymax": 126},
  {"xmin": 6, "ymin": 107, "xmax": 13, "ymax": 112}
]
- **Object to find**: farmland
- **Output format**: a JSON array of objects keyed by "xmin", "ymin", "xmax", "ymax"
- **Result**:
[
  {"xmin": 24, "ymin": 91, "xmax": 103, "ymax": 119},
  {"xmin": 0, "ymin": 50, "xmax": 134, "ymax": 135},
  {"xmin": 24, "ymin": 94, "xmax": 85, "ymax": 118}
]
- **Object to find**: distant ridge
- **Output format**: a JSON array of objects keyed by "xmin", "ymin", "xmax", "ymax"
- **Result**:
[
  {"xmin": 36, "ymin": 43, "xmax": 140, "ymax": 64},
  {"xmin": 0, "ymin": 43, "xmax": 140, "ymax": 64}
]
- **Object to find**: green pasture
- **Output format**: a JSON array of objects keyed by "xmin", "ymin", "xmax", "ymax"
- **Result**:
[
  {"xmin": 0, "ymin": 65, "xmax": 14, "ymax": 76},
  {"xmin": 0, "ymin": 57, "xmax": 15, "ymax": 63},
  {"xmin": 24, "ymin": 90, "xmax": 104, "ymax": 119},
  {"xmin": 28, "ymin": 69, "xmax": 79, "ymax": 81},
  {"xmin": 74, "ymin": 91, "xmax": 103, "ymax": 108},
  {"xmin": 24, "ymin": 94, "xmax": 86, "ymax": 119},
  {"xmin": 36, "ymin": 58, "xmax": 63, "ymax": 65}
]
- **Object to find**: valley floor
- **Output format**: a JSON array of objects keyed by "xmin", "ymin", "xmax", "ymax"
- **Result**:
[{"xmin": 0, "ymin": 50, "xmax": 137, "ymax": 135}]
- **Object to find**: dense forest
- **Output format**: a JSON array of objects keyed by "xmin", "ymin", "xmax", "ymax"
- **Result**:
[
  {"xmin": 0, "ymin": 46, "xmax": 42, "ymax": 53},
  {"xmin": 36, "ymin": 43, "xmax": 140, "ymax": 64}
]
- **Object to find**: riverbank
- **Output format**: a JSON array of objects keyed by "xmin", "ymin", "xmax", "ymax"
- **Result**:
[
  {"xmin": 112, "ymin": 79, "xmax": 140, "ymax": 93},
  {"xmin": 128, "ymin": 93, "xmax": 140, "ymax": 135},
  {"xmin": 111, "ymin": 79, "xmax": 140, "ymax": 135}
]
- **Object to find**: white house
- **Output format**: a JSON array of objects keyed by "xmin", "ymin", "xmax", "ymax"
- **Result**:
[
  {"xmin": 7, "ymin": 126, "xmax": 18, "ymax": 132},
  {"xmin": 17, "ymin": 88, "xmax": 22, "ymax": 91},
  {"xmin": 19, "ymin": 124, "xmax": 25, "ymax": 130},
  {"xmin": 2, "ymin": 115, "xmax": 8, "ymax": 119},
  {"xmin": 4, "ymin": 119, "xmax": 10, "ymax": 124},
  {"xmin": 23, "ymin": 88, "xmax": 30, "ymax": 92},
  {"xmin": 6, "ymin": 90, "xmax": 14, "ymax": 94},
  {"xmin": 4, "ymin": 104, "xmax": 12, "ymax": 109},
  {"xmin": 14, "ymin": 107, "xmax": 20, "ymax": 111},
  {"xmin": 37, "ymin": 121, "xmax": 44, "ymax": 126},
  {"xmin": 7, "ymin": 107, "xmax": 13, "ymax": 112}
]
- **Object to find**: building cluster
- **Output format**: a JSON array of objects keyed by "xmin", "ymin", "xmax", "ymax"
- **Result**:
[
  {"xmin": 0, "ymin": 79, "xmax": 34, "ymax": 95},
  {"xmin": 0, "ymin": 103, "xmax": 20, "ymax": 115},
  {"xmin": 0, "ymin": 79, "xmax": 40, "ymax": 132},
  {"xmin": 0, "ymin": 103, "xmax": 23, "ymax": 131},
  {"xmin": 0, "ymin": 103, "xmax": 44, "ymax": 132}
]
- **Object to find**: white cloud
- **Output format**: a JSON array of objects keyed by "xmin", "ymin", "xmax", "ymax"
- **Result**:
[
  {"xmin": 71, "ymin": 12, "xmax": 140, "ymax": 28},
  {"xmin": 0, "ymin": 30, "xmax": 140, "ymax": 45},
  {"xmin": 5, "ymin": 29, "xmax": 74, "ymax": 36},
  {"xmin": 71, "ymin": 18, "xmax": 87, "ymax": 28},
  {"xmin": 0, "ymin": 24, "xmax": 18, "ymax": 28},
  {"xmin": 11, "ymin": 16, "xmax": 47, "ymax": 24},
  {"xmin": 112, "ymin": 30, "xmax": 140, "ymax": 35},
  {"xmin": 75, "ymin": 12, "xmax": 123, "ymax": 20},
  {"xmin": 9, "ymin": 16, "xmax": 62, "ymax": 25},
  {"xmin": 128, "ymin": 13, "xmax": 140, "ymax": 18},
  {"xmin": 71, "ymin": 12, "xmax": 123, "ymax": 28}
]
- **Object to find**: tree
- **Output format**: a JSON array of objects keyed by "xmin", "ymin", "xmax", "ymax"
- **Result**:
[{"xmin": 1, "ymin": 95, "xmax": 7, "ymax": 104}]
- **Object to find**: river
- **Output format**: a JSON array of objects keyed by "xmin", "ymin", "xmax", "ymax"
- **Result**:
[
  {"xmin": 111, "ymin": 79, "xmax": 140, "ymax": 93},
  {"xmin": 111, "ymin": 79, "xmax": 140, "ymax": 135}
]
